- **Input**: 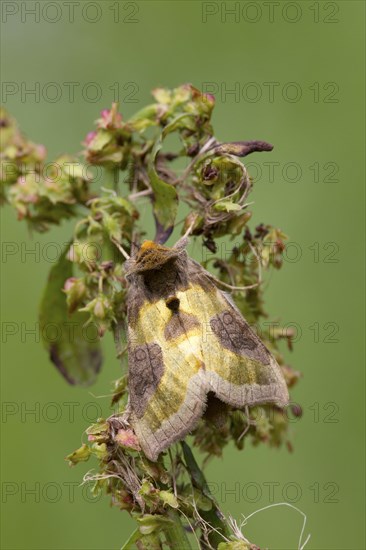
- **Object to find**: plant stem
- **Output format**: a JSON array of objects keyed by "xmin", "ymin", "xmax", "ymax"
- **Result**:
[
  {"xmin": 181, "ymin": 442, "xmax": 232, "ymax": 547},
  {"xmin": 121, "ymin": 529, "xmax": 164, "ymax": 550},
  {"xmin": 136, "ymin": 534, "xmax": 163, "ymax": 550},
  {"xmin": 104, "ymin": 166, "xmax": 120, "ymax": 191},
  {"xmin": 163, "ymin": 510, "xmax": 192, "ymax": 549}
]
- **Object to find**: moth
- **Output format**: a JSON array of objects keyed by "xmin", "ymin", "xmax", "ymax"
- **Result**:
[{"xmin": 125, "ymin": 237, "xmax": 289, "ymax": 461}]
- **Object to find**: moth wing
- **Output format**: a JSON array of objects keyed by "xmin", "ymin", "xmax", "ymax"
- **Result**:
[
  {"xmin": 127, "ymin": 254, "xmax": 289, "ymax": 461},
  {"xmin": 186, "ymin": 260, "xmax": 289, "ymax": 409},
  {"xmin": 127, "ymin": 286, "xmax": 208, "ymax": 461}
]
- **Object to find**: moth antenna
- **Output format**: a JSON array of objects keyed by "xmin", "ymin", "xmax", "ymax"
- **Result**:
[
  {"xmin": 182, "ymin": 225, "xmax": 192, "ymax": 239},
  {"xmin": 130, "ymin": 238, "xmax": 140, "ymax": 255},
  {"xmin": 182, "ymin": 216, "xmax": 197, "ymax": 239},
  {"xmin": 210, "ymin": 241, "xmax": 262, "ymax": 292},
  {"xmin": 111, "ymin": 238, "xmax": 130, "ymax": 260},
  {"xmin": 172, "ymin": 215, "xmax": 197, "ymax": 250},
  {"xmin": 209, "ymin": 275, "xmax": 260, "ymax": 292}
]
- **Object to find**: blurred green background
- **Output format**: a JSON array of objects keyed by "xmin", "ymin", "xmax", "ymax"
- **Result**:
[{"xmin": 1, "ymin": 1, "xmax": 365, "ymax": 549}]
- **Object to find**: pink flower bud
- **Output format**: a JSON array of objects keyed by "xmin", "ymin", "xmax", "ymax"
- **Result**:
[
  {"xmin": 115, "ymin": 429, "xmax": 141, "ymax": 451},
  {"xmin": 93, "ymin": 298, "xmax": 105, "ymax": 319},
  {"xmin": 84, "ymin": 131, "xmax": 96, "ymax": 146},
  {"xmin": 64, "ymin": 277, "xmax": 77, "ymax": 292}
]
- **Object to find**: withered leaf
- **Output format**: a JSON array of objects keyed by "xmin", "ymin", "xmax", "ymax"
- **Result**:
[
  {"xmin": 212, "ymin": 140, "xmax": 273, "ymax": 157},
  {"xmin": 39, "ymin": 244, "xmax": 102, "ymax": 385}
]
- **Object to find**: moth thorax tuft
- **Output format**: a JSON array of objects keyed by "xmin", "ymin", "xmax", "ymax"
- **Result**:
[
  {"xmin": 139, "ymin": 240, "xmax": 158, "ymax": 252},
  {"xmin": 165, "ymin": 296, "xmax": 180, "ymax": 312}
]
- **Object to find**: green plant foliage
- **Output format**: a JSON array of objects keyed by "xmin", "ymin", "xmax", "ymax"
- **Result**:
[{"xmin": 1, "ymin": 84, "xmax": 302, "ymax": 549}]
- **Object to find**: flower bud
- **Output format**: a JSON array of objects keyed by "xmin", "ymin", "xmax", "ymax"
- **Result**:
[
  {"xmin": 66, "ymin": 444, "xmax": 91, "ymax": 466},
  {"xmin": 64, "ymin": 277, "xmax": 86, "ymax": 313},
  {"xmin": 93, "ymin": 296, "xmax": 106, "ymax": 319},
  {"xmin": 115, "ymin": 428, "xmax": 141, "ymax": 451}
]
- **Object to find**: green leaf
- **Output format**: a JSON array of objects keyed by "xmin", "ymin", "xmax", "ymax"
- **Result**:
[
  {"xmin": 39, "ymin": 244, "xmax": 102, "ymax": 385},
  {"xmin": 122, "ymin": 532, "xmax": 162, "ymax": 550},
  {"xmin": 214, "ymin": 200, "xmax": 242, "ymax": 212},
  {"xmin": 137, "ymin": 514, "xmax": 174, "ymax": 535},
  {"xmin": 192, "ymin": 488, "xmax": 213, "ymax": 511},
  {"xmin": 65, "ymin": 444, "xmax": 91, "ymax": 466},
  {"xmin": 147, "ymin": 114, "xmax": 194, "ymax": 243},
  {"xmin": 151, "ymin": 87, "xmax": 172, "ymax": 104},
  {"xmin": 181, "ymin": 441, "xmax": 212, "ymax": 499},
  {"xmin": 148, "ymin": 141, "xmax": 178, "ymax": 242},
  {"xmin": 86, "ymin": 421, "xmax": 108, "ymax": 435},
  {"xmin": 120, "ymin": 529, "xmax": 143, "ymax": 550},
  {"xmin": 128, "ymin": 104, "xmax": 165, "ymax": 132},
  {"xmin": 159, "ymin": 490, "xmax": 179, "ymax": 509},
  {"xmin": 88, "ymin": 130, "xmax": 112, "ymax": 151},
  {"xmin": 181, "ymin": 442, "xmax": 231, "ymax": 544},
  {"xmin": 218, "ymin": 542, "xmax": 251, "ymax": 550},
  {"xmin": 91, "ymin": 442, "xmax": 107, "ymax": 459},
  {"xmin": 162, "ymin": 112, "xmax": 194, "ymax": 134}
]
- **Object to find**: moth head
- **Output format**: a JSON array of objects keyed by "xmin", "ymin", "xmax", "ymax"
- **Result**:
[{"xmin": 125, "ymin": 240, "xmax": 182, "ymax": 277}]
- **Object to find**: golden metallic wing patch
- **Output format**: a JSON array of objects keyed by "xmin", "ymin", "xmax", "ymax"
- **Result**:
[{"xmin": 125, "ymin": 239, "xmax": 289, "ymax": 461}]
